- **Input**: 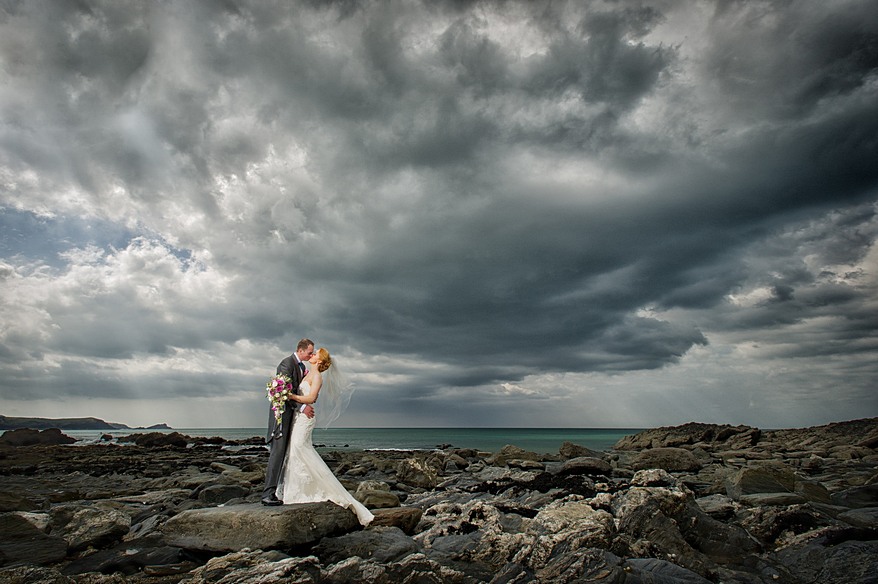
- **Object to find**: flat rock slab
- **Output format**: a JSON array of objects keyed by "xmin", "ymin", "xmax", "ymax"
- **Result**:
[
  {"xmin": 739, "ymin": 492, "xmax": 807, "ymax": 506},
  {"xmin": 370, "ymin": 506, "xmax": 423, "ymax": 535},
  {"xmin": 161, "ymin": 502, "xmax": 360, "ymax": 552},
  {"xmin": 560, "ymin": 456, "xmax": 613, "ymax": 475},
  {"xmin": 0, "ymin": 513, "xmax": 68, "ymax": 566},
  {"xmin": 631, "ymin": 447, "xmax": 703, "ymax": 472},
  {"xmin": 838, "ymin": 507, "xmax": 878, "ymax": 528}
]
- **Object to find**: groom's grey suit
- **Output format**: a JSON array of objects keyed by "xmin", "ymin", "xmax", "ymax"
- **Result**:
[{"xmin": 262, "ymin": 353, "xmax": 306, "ymax": 501}]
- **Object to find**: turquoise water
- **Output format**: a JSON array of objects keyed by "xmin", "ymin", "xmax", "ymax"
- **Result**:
[{"xmin": 60, "ymin": 427, "xmax": 642, "ymax": 453}]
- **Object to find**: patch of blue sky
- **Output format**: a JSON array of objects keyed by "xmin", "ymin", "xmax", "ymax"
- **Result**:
[{"xmin": 0, "ymin": 207, "xmax": 193, "ymax": 269}]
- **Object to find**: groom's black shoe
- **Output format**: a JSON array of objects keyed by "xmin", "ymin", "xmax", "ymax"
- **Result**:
[{"xmin": 261, "ymin": 495, "xmax": 283, "ymax": 506}]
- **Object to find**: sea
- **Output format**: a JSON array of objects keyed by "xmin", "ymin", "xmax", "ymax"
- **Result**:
[{"xmin": 60, "ymin": 427, "xmax": 642, "ymax": 453}]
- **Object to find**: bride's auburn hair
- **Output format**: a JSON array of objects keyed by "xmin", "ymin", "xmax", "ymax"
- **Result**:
[{"xmin": 317, "ymin": 348, "xmax": 332, "ymax": 372}]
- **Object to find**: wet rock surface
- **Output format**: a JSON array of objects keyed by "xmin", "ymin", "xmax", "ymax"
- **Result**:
[
  {"xmin": 0, "ymin": 428, "xmax": 77, "ymax": 447},
  {"xmin": 162, "ymin": 502, "xmax": 359, "ymax": 552},
  {"xmin": 0, "ymin": 417, "xmax": 875, "ymax": 583}
]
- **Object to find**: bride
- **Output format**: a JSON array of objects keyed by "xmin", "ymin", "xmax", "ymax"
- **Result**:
[{"xmin": 275, "ymin": 347, "xmax": 374, "ymax": 526}]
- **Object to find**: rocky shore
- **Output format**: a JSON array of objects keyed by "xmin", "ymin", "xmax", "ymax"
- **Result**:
[{"xmin": 1, "ymin": 419, "xmax": 876, "ymax": 583}]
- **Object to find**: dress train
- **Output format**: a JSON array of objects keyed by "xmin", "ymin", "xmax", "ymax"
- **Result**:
[{"xmin": 276, "ymin": 382, "xmax": 373, "ymax": 526}]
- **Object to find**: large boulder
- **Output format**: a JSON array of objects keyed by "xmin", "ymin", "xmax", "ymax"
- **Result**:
[
  {"xmin": 370, "ymin": 507, "xmax": 424, "ymax": 535},
  {"xmin": 60, "ymin": 507, "xmax": 131, "ymax": 552},
  {"xmin": 395, "ymin": 458, "xmax": 439, "ymax": 489},
  {"xmin": 740, "ymin": 504, "xmax": 837, "ymax": 549},
  {"xmin": 558, "ymin": 441, "xmax": 604, "ymax": 461},
  {"xmin": 354, "ymin": 480, "xmax": 400, "ymax": 509},
  {"xmin": 443, "ymin": 453, "xmax": 471, "ymax": 473},
  {"xmin": 631, "ymin": 447, "xmax": 703, "ymax": 472},
  {"xmin": 557, "ymin": 456, "xmax": 613, "ymax": 476},
  {"xmin": 177, "ymin": 550, "xmax": 322, "ymax": 584},
  {"xmin": 323, "ymin": 552, "xmax": 472, "ymax": 584},
  {"xmin": 495, "ymin": 549, "xmax": 713, "ymax": 584},
  {"xmin": 161, "ymin": 502, "xmax": 359, "ymax": 552},
  {"xmin": 0, "ymin": 513, "xmax": 68, "ymax": 567},
  {"xmin": 178, "ymin": 549, "xmax": 472, "ymax": 584},
  {"xmin": 614, "ymin": 423, "xmax": 758, "ymax": 450},
  {"xmin": 123, "ymin": 432, "xmax": 189, "ymax": 448},
  {"xmin": 313, "ymin": 525, "xmax": 419, "ymax": 564},
  {"xmin": 739, "ymin": 492, "xmax": 807, "ymax": 506},
  {"xmin": 487, "ymin": 444, "xmax": 540, "ymax": 467},
  {"xmin": 611, "ymin": 483, "xmax": 760, "ymax": 576},
  {"xmin": 414, "ymin": 500, "xmax": 533, "ymax": 581},
  {"xmin": 630, "ymin": 468, "xmax": 678, "ymax": 488},
  {"xmin": 725, "ymin": 464, "xmax": 831, "ymax": 504},
  {"xmin": 774, "ymin": 527, "xmax": 878, "ymax": 584},
  {"xmin": 0, "ymin": 565, "xmax": 72, "ymax": 584},
  {"xmin": 59, "ymin": 542, "xmax": 188, "ymax": 576},
  {"xmin": 695, "ymin": 494, "xmax": 738, "ymax": 520},
  {"xmin": 195, "ymin": 483, "xmax": 251, "ymax": 505},
  {"xmin": 0, "ymin": 492, "xmax": 43, "ymax": 513},
  {"xmin": 415, "ymin": 497, "xmax": 616, "ymax": 581},
  {"xmin": 12, "ymin": 511, "xmax": 51, "ymax": 533},
  {"xmin": 726, "ymin": 464, "xmax": 795, "ymax": 497},
  {"xmin": 837, "ymin": 507, "xmax": 878, "ymax": 528},
  {"xmin": 0, "ymin": 428, "xmax": 76, "ymax": 447},
  {"xmin": 513, "ymin": 500, "xmax": 616, "ymax": 570},
  {"xmin": 765, "ymin": 418, "xmax": 878, "ymax": 453},
  {"xmin": 507, "ymin": 458, "xmax": 546, "ymax": 471},
  {"xmin": 831, "ymin": 485, "xmax": 878, "ymax": 509},
  {"xmin": 355, "ymin": 490, "xmax": 400, "ymax": 509}
]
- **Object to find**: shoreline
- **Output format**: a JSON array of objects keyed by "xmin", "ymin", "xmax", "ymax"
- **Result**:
[
  {"xmin": 31, "ymin": 426, "xmax": 646, "ymax": 454},
  {"xmin": 1, "ymin": 418, "xmax": 876, "ymax": 583}
]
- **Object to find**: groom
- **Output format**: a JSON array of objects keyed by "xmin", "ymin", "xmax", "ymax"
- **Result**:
[{"xmin": 261, "ymin": 338, "xmax": 316, "ymax": 506}]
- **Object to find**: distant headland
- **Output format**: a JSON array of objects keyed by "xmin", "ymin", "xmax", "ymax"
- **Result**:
[{"xmin": 0, "ymin": 415, "xmax": 171, "ymax": 431}]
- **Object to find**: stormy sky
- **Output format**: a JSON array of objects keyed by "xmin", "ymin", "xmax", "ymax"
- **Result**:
[{"xmin": 1, "ymin": 0, "xmax": 877, "ymax": 429}]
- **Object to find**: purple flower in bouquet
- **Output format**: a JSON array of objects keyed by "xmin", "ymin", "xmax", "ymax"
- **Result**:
[{"xmin": 266, "ymin": 373, "xmax": 294, "ymax": 425}]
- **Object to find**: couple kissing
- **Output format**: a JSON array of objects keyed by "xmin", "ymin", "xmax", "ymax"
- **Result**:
[{"xmin": 260, "ymin": 338, "xmax": 372, "ymax": 526}]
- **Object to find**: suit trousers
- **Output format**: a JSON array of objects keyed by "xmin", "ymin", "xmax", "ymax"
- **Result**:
[{"xmin": 262, "ymin": 402, "xmax": 296, "ymax": 499}]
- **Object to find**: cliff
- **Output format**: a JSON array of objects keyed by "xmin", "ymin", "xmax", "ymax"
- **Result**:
[{"xmin": 0, "ymin": 415, "xmax": 128, "ymax": 430}]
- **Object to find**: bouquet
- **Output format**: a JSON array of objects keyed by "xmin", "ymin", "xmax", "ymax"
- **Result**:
[{"xmin": 266, "ymin": 373, "xmax": 295, "ymax": 426}]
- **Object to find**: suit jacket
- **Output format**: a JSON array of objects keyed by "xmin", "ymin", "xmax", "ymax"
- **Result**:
[
  {"xmin": 277, "ymin": 354, "xmax": 306, "ymax": 387},
  {"xmin": 265, "ymin": 354, "xmax": 305, "ymax": 443}
]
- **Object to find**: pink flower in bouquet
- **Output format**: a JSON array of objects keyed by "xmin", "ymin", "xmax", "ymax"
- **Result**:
[{"xmin": 266, "ymin": 373, "xmax": 294, "ymax": 425}]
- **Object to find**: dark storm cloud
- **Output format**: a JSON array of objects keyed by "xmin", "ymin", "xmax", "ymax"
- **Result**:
[
  {"xmin": 704, "ymin": 0, "xmax": 878, "ymax": 118},
  {"xmin": 1, "ymin": 0, "xmax": 877, "ymax": 427}
]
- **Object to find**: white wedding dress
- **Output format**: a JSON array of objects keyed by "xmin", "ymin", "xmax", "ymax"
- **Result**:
[{"xmin": 276, "ymin": 380, "xmax": 374, "ymax": 526}]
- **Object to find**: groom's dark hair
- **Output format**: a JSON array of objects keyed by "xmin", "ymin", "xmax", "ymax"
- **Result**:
[{"xmin": 296, "ymin": 338, "xmax": 314, "ymax": 351}]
